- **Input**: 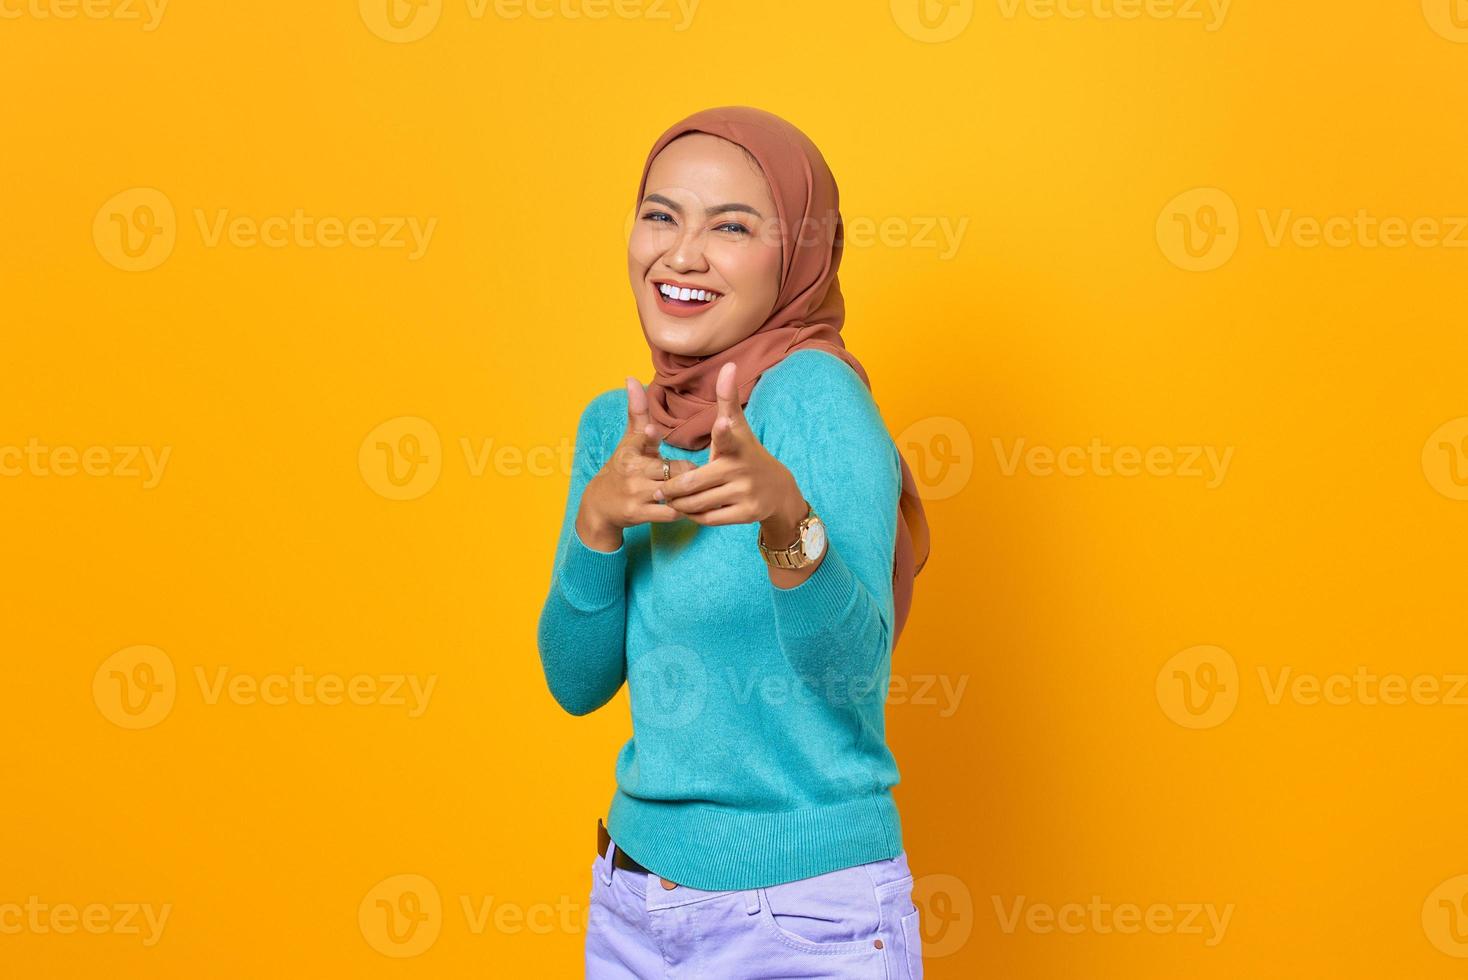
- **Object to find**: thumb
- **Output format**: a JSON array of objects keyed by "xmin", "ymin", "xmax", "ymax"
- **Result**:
[{"xmin": 709, "ymin": 361, "xmax": 749, "ymax": 461}]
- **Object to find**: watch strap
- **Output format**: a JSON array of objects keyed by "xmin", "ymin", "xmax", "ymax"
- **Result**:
[{"xmin": 758, "ymin": 502, "xmax": 816, "ymax": 569}]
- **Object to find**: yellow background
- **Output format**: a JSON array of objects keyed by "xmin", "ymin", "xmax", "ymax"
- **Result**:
[{"xmin": 3, "ymin": 0, "xmax": 1467, "ymax": 976}]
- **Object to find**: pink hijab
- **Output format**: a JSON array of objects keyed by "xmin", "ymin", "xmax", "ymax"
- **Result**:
[{"xmin": 634, "ymin": 106, "xmax": 931, "ymax": 649}]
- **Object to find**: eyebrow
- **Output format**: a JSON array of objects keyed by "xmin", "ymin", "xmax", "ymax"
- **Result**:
[{"xmin": 642, "ymin": 193, "xmax": 764, "ymax": 219}]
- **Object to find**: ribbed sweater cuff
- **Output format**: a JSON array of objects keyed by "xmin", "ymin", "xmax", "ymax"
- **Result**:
[
  {"xmin": 558, "ymin": 527, "xmax": 627, "ymax": 612},
  {"xmin": 769, "ymin": 542, "xmax": 859, "ymax": 636}
]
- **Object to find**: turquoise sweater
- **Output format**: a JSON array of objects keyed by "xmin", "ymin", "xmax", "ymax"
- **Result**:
[{"xmin": 536, "ymin": 348, "xmax": 905, "ymax": 890}]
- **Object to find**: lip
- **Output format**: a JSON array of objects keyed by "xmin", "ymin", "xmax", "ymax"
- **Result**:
[{"xmin": 650, "ymin": 278, "xmax": 724, "ymax": 318}]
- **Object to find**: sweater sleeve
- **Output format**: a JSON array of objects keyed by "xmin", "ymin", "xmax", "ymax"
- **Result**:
[
  {"xmin": 760, "ymin": 351, "xmax": 902, "ymax": 691},
  {"xmin": 534, "ymin": 391, "xmax": 630, "ymax": 716}
]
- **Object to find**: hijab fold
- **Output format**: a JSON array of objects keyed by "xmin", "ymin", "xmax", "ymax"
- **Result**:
[{"xmin": 636, "ymin": 106, "xmax": 931, "ymax": 648}]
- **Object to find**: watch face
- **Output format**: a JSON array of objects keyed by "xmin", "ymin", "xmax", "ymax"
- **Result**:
[{"xmin": 801, "ymin": 519, "xmax": 826, "ymax": 561}]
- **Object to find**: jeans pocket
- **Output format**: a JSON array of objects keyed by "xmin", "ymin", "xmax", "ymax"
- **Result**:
[
  {"xmin": 589, "ymin": 855, "xmax": 606, "ymax": 904},
  {"xmin": 900, "ymin": 906, "xmax": 923, "ymax": 979},
  {"xmin": 756, "ymin": 864, "xmax": 884, "ymax": 957}
]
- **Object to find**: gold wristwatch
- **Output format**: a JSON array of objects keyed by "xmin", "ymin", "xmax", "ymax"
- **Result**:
[{"xmin": 757, "ymin": 500, "xmax": 827, "ymax": 570}]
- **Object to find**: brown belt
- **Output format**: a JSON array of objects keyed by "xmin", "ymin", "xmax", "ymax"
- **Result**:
[{"xmin": 598, "ymin": 818, "xmax": 679, "ymax": 890}]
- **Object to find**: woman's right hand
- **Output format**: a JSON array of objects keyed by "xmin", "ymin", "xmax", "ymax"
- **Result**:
[{"xmin": 575, "ymin": 377, "xmax": 696, "ymax": 552}]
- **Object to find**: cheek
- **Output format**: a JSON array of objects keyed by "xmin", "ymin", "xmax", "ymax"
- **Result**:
[
  {"xmin": 722, "ymin": 242, "xmax": 782, "ymax": 309},
  {"xmin": 627, "ymin": 231, "xmax": 657, "ymax": 275}
]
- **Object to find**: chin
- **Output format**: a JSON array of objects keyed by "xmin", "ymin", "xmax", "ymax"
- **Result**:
[
  {"xmin": 635, "ymin": 308, "xmax": 713, "ymax": 355},
  {"xmin": 644, "ymin": 323, "xmax": 719, "ymax": 357}
]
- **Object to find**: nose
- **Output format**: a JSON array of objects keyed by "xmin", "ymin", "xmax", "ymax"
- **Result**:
[{"xmin": 663, "ymin": 224, "xmax": 710, "ymax": 274}]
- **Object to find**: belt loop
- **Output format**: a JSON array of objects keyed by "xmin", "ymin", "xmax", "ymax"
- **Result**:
[
  {"xmin": 744, "ymin": 889, "xmax": 760, "ymax": 915},
  {"xmin": 601, "ymin": 841, "xmax": 616, "ymax": 886}
]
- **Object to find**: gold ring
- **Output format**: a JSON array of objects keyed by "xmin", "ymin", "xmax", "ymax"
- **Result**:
[{"xmin": 661, "ymin": 459, "xmax": 670, "ymax": 481}]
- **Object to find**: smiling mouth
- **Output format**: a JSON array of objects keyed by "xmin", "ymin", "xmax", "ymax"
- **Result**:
[{"xmin": 652, "ymin": 280, "xmax": 723, "ymax": 312}]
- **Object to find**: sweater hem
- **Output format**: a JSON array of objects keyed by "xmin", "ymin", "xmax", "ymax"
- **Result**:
[{"xmin": 605, "ymin": 789, "xmax": 903, "ymax": 891}]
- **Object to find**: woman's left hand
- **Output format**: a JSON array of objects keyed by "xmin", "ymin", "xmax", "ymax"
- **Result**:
[{"xmin": 656, "ymin": 362, "xmax": 807, "ymax": 534}]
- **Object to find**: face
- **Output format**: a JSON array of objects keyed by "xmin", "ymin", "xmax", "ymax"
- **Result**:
[{"xmin": 628, "ymin": 133, "xmax": 783, "ymax": 358}]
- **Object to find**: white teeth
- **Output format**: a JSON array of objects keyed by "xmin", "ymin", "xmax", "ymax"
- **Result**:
[{"xmin": 658, "ymin": 283, "xmax": 719, "ymax": 302}]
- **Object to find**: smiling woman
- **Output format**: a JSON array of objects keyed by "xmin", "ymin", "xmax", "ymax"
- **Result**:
[
  {"xmin": 535, "ymin": 105, "xmax": 932, "ymax": 980},
  {"xmin": 628, "ymin": 133, "xmax": 783, "ymax": 350}
]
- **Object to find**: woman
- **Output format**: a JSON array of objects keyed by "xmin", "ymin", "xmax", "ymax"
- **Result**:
[{"xmin": 536, "ymin": 105, "xmax": 932, "ymax": 979}]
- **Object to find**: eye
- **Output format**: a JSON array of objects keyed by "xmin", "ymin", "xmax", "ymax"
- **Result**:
[
  {"xmin": 642, "ymin": 210, "xmax": 675, "ymax": 225},
  {"xmin": 716, "ymin": 221, "xmax": 750, "ymax": 235}
]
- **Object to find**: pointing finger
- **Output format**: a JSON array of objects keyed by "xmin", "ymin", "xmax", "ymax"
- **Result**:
[
  {"xmin": 710, "ymin": 362, "xmax": 748, "ymax": 461},
  {"xmin": 625, "ymin": 376, "xmax": 663, "ymax": 458}
]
